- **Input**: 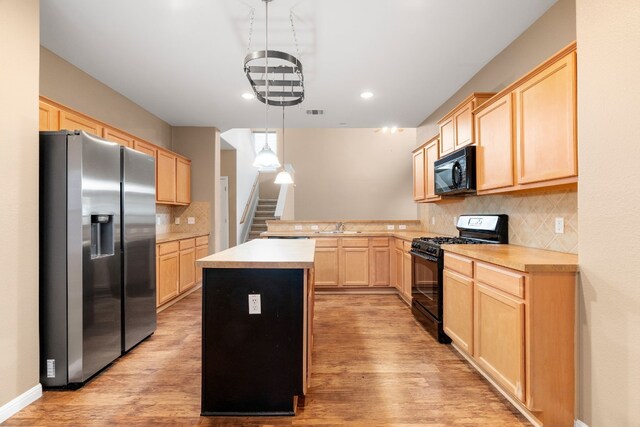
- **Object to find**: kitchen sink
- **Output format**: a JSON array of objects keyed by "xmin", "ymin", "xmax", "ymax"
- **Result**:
[{"xmin": 315, "ymin": 230, "xmax": 362, "ymax": 234}]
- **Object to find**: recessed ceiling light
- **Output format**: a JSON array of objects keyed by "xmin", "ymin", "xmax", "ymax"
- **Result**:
[
  {"xmin": 390, "ymin": 126, "xmax": 398, "ymax": 133},
  {"xmin": 241, "ymin": 92, "xmax": 255, "ymax": 100},
  {"xmin": 381, "ymin": 127, "xmax": 389, "ymax": 133},
  {"xmin": 360, "ymin": 91, "xmax": 374, "ymax": 99}
]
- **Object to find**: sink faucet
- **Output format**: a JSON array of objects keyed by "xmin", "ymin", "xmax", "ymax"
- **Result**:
[{"xmin": 336, "ymin": 222, "xmax": 345, "ymax": 232}]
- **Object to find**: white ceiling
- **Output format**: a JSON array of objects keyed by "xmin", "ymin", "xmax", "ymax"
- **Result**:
[{"xmin": 40, "ymin": 0, "xmax": 556, "ymax": 131}]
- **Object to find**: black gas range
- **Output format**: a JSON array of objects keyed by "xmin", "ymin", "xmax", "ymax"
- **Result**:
[{"xmin": 410, "ymin": 214, "xmax": 508, "ymax": 343}]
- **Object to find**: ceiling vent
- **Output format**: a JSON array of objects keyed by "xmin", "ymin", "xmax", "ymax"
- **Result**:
[{"xmin": 306, "ymin": 109, "xmax": 325, "ymax": 116}]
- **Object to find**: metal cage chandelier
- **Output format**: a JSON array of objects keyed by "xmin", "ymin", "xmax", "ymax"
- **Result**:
[{"xmin": 243, "ymin": 0, "xmax": 305, "ymax": 107}]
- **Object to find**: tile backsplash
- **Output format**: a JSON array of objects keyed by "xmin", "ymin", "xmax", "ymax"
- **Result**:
[
  {"xmin": 420, "ymin": 189, "xmax": 578, "ymax": 253},
  {"xmin": 156, "ymin": 201, "xmax": 211, "ymax": 235}
]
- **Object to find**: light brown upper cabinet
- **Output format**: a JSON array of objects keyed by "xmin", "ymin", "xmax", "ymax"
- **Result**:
[
  {"xmin": 475, "ymin": 94, "xmax": 515, "ymax": 192},
  {"xmin": 176, "ymin": 157, "xmax": 191, "ymax": 205},
  {"xmin": 59, "ymin": 110, "xmax": 102, "ymax": 136},
  {"xmin": 438, "ymin": 93, "xmax": 495, "ymax": 157},
  {"xmin": 412, "ymin": 148, "xmax": 426, "ymax": 201},
  {"xmin": 157, "ymin": 149, "xmax": 177, "ymax": 204},
  {"xmin": 515, "ymin": 51, "xmax": 577, "ymax": 185},
  {"xmin": 103, "ymin": 127, "xmax": 134, "ymax": 148},
  {"xmin": 133, "ymin": 140, "xmax": 156, "ymax": 158},
  {"xmin": 39, "ymin": 100, "xmax": 59, "ymax": 131},
  {"xmin": 412, "ymin": 135, "xmax": 441, "ymax": 203},
  {"xmin": 473, "ymin": 42, "xmax": 578, "ymax": 195}
]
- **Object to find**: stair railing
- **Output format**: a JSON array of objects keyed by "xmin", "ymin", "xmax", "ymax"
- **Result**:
[{"xmin": 239, "ymin": 175, "xmax": 260, "ymax": 243}]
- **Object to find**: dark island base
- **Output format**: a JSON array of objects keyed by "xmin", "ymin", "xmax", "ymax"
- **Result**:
[{"xmin": 201, "ymin": 268, "xmax": 304, "ymax": 416}]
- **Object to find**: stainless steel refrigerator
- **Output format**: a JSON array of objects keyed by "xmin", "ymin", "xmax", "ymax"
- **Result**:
[{"xmin": 40, "ymin": 130, "xmax": 156, "ymax": 388}]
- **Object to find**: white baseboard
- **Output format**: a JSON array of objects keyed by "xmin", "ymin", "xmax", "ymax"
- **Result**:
[
  {"xmin": 575, "ymin": 420, "xmax": 589, "ymax": 427},
  {"xmin": 0, "ymin": 384, "xmax": 42, "ymax": 423}
]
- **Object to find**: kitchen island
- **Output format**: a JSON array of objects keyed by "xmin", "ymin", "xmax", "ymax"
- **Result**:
[{"xmin": 196, "ymin": 239, "xmax": 316, "ymax": 416}]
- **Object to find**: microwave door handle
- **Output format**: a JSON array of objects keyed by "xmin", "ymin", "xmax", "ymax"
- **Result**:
[{"xmin": 452, "ymin": 161, "xmax": 462, "ymax": 188}]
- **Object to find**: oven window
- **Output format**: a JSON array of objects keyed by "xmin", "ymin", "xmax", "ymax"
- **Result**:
[{"xmin": 412, "ymin": 255, "xmax": 440, "ymax": 318}]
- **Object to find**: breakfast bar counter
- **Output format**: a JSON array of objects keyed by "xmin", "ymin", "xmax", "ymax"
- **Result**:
[{"xmin": 196, "ymin": 239, "xmax": 316, "ymax": 416}]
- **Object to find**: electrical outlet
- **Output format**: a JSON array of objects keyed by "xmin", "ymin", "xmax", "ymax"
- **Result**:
[
  {"xmin": 248, "ymin": 294, "xmax": 261, "ymax": 314},
  {"xmin": 398, "ymin": 224, "xmax": 407, "ymax": 230},
  {"xmin": 386, "ymin": 225, "xmax": 395, "ymax": 230},
  {"xmin": 294, "ymin": 225, "xmax": 303, "ymax": 231},
  {"xmin": 187, "ymin": 217, "xmax": 195, "ymax": 225},
  {"xmin": 156, "ymin": 216, "xmax": 161, "ymax": 225},
  {"xmin": 555, "ymin": 217, "xmax": 565, "ymax": 234},
  {"xmin": 311, "ymin": 225, "xmax": 319, "ymax": 230},
  {"xmin": 453, "ymin": 216, "xmax": 457, "ymax": 226},
  {"xmin": 431, "ymin": 216, "xmax": 435, "ymax": 225},
  {"xmin": 175, "ymin": 217, "xmax": 180, "ymax": 225}
]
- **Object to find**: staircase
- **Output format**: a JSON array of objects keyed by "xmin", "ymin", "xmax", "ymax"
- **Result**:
[{"xmin": 247, "ymin": 198, "xmax": 278, "ymax": 241}]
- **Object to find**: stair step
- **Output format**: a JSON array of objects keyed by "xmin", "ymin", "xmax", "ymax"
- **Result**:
[
  {"xmin": 258, "ymin": 199, "xmax": 277, "ymax": 203},
  {"xmin": 251, "ymin": 224, "xmax": 268, "ymax": 231}
]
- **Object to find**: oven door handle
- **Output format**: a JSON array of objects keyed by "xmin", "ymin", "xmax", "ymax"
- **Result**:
[{"xmin": 410, "ymin": 251, "xmax": 438, "ymax": 262}]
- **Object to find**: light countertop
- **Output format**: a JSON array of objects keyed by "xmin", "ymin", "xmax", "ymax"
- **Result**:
[
  {"xmin": 156, "ymin": 232, "xmax": 209, "ymax": 244},
  {"xmin": 441, "ymin": 244, "xmax": 579, "ymax": 272},
  {"xmin": 259, "ymin": 230, "xmax": 443, "ymax": 241},
  {"xmin": 197, "ymin": 239, "xmax": 316, "ymax": 269}
]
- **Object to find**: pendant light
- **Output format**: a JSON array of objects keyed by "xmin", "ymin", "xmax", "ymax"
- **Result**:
[
  {"xmin": 251, "ymin": 0, "xmax": 281, "ymax": 171},
  {"xmin": 274, "ymin": 106, "xmax": 293, "ymax": 184}
]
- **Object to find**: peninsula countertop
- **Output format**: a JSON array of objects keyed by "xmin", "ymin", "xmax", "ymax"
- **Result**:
[{"xmin": 196, "ymin": 239, "xmax": 316, "ymax": 269}]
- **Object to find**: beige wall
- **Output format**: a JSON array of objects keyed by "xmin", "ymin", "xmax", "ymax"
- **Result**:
[
  {"xmin": 220, "ymin": 150, "xmax": 238, "ymax": 247},
  {"xmin": 40, "ymin": 47, "xmax": 172, "ymax": 148},
  {"xmin": 417, "ymin": 0, "xmax": 578, "ymax": 253},
  {"xmin": 172, "ymin": 127, "xmax": 220, "ymax": 251},
  {"xmin": 0, "ymin": 0, "xmax": 40, "ymax": 409},
  {"xmin": 284, "ymin": 128, "xmax": 418, "ymax": 220},
  {"xmin": 576, "ymin": 0, "xmax": 640, "ymax": 424}
]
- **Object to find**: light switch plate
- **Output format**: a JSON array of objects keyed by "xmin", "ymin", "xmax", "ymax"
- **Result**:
[
  {"xmin": 187, "ymin": 217, "xmax": 195, "ymax": 225},
  {"xmin": 294, "ymin": 225, "xmax": 303, "ymax": 230},
  {"xmin": 431, "ymin": 217, "xmax": 436, "ymax": 225},
  {"xmin": 311, "ymin": 225, "xmax": 319, "ymax": 230},
  {"xmin": 555, "ymin": 217, "xmax": 565, "ymax": 234},
  {"xmin": 398, "ymin": 225, "xmax": 407, "ymax": 230},
  {"xmin": 156, "ymin": 216, "xmax": 161, "ymax": 225},
  {"xmin": 248, "ymin": 294, "xmax": 261, "ymax": 314},
  {"xmin": 175, "ymin": 217, "xmax": 180, "ymax": 225},
  {"xmin": 386, "ymin": 225, "xmax": 395, "ymax": 230}
]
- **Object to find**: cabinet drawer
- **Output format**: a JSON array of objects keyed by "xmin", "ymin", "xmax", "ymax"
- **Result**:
[
  {"xmin": 342, "ymin": 238, "xmax": 368, "ymax": 248},
  {"xmin": 475, "ymin": 262, "xmax": 525, "ymax": 299},
  {"xmin": 394, "ymin": 239, "xmax": 404, "ymax": 250},
  {"xmin": 314, "ymin": 238, "xmax": 338, "ymax": 248},
  {"xmin": 370, "ymin": 237, "xmax": 389, "ymax": 247},
  {"xmin": 403, "ymin": 241, "xmax": 412, "ymax": 252},
  {"xmin": 196, "ymin": 235, "xmax": 208, "ymax": 246},
  {"xmin": 444, "ymin": 253, "xmax": 474, "ymax": 277},
  {"xmin": 158, "ymin": 241, "xmax": 179, "ymax": 255},
  {"xmin": 179, "ymin": 238, "xmax": 195, "ymax": 250}
]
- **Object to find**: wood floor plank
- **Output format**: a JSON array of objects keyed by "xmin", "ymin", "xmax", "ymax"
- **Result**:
[{"xmin": 3, "ymin": 291, "xmax": 529, "ymax": 426}]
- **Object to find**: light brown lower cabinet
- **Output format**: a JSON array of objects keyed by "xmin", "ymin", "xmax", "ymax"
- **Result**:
[
  {"xmin": 313, "ymin": 239, "xmax": 339, "ymax": 287},
  {"xmin": 157, "ymin": 242, "xmax": 179, "ymax": 306},
  {"xmin": 442, "ymin": 251, "xmax": 576, "ymax": 427},
  {"xmin": 156, "ymin": 234, "xmax": 209, "ymax": 308},
  {"xmin": 340, "ymin": 239, "xmax": 370, "ymax": 286},
  {"xmin": 401, "ymin": 250, "xmax": 412, "ymax": 302}
]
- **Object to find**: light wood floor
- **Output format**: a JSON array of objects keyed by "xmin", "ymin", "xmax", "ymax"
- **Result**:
[{"xmin": 4, "ymin": 291, "xmax": 529, "ymax": 426}]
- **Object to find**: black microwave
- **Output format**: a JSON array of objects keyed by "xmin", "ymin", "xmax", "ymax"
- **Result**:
[{"xmin": 434, "ymin": 146, "xmax": 476, "ymax": 196}]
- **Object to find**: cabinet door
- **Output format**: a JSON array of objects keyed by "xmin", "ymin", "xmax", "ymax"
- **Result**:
[
  {"xmin": 157, "ymin": 149, "xmax": 177, "ymax": 204},
  {"xmin": 453, "ymin": 101, "xmax": 473, "ymax": 150},
  {"xmin": 133, "ymin": 140, "xmax": 156, "ymax": 158},
  {"xmin": 443, "ymin": 269, "xmax": 474, "ymax": 354},
  {"xmin": 179, "ymin": 247, "xmax": 196, "ymax": 293},
  {"xmin": 402, "ymin": 252, "xmax": 412, "ymax": 301},
  {"xmin": 424, "ymin": 140, "xmax": 439, "ymax": 200},
  {"xmin": 395, "ymin": 249, "xmax": 404, "ymax": 292},
  {"xmin": 474, "ymin": 283, "xmax": 526, "ymax": 401},
  {"xmin": 340, "ymin": 247, "xmax": 369, "ymax": 286},
  {"xmin": 103, "ymin": 127, "xmax": 134, "ymax": 148},
  {"xmin": 412, "ymin": 149, "xmax": 426, "ymax": 201},
  {"xmin": 314, "ymin": 247, "xmax": 339, "ymax": 287},
  {"xmin": 439, "ymin": 117, "xmax": 455, "ymax": 156},
  {"xmin": 195, "ymin": 244, "xmax": 209, "ymax": 284},
  {"xmin": 39, "ymin": 101, "xmax": 59, "ymax": 131},
  {"xmin": 515, "ymin": 52, "xmax": 577, "ymax": 185},
  {"xmin": 476, "ymin": 94, "xmax": 515, "ymax": 191},
  {"xmin": 389, "ymin": 245, "xmax": 397, "ymax": 288},
  {"xmin": 59, "ymin": 110, "xmax": 102, "ymax": 136},
  {"xmin": 176, "ymin": 157, "xmax": 191, "ymax": 205},
  {"xmin": 370, "ymin": 247, "xmax": 390, "ymax": 286},
  {"xmin": 157, "ymin": 252, "xmax": 179, "ymax": 306}
]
